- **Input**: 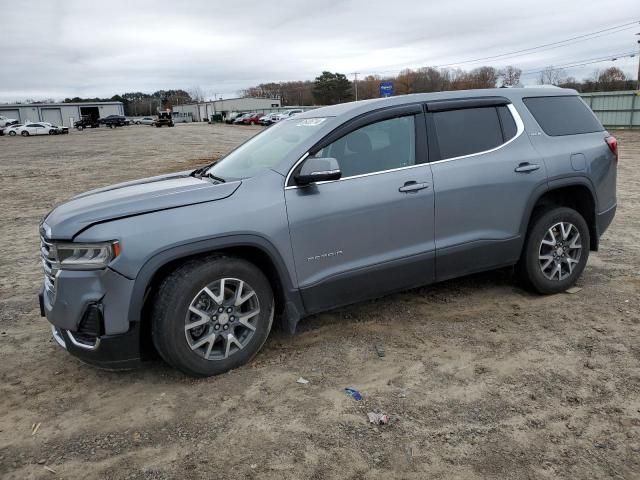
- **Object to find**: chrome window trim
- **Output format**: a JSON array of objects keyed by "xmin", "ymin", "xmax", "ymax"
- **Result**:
[
  {"xmin": 284, "ymin": 103, "xmax": 524, "ymax": 189},
  {"xmin": 429, "ymin": 103, "xmax": 524, "ymax": 166}
]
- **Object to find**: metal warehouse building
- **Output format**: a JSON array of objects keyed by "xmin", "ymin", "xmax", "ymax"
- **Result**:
[
  {"xmin": 0, "ymin": 101, "xmax": 124, "ymax": 127},
  {"xmin": 173, "ymin": 97, "xmax": 281, "ymax": 122}
]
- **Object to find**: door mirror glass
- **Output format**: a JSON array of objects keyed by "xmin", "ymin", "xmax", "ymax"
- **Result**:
[{"xmin": 295, "ymin": 157, "xmax": 341, "ymax": 185}]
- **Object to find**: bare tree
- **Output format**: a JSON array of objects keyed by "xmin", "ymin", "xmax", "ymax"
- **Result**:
[
  {"xmin": 499, "ymin": 66, "xmax": 522, "ymax": 87},
  {"xmin": 538, "ymin": 66, "xmax": 566, "ymax": 86},
  {"xmin": 188, "ymin": 86, "xmax": 206, "ymax": 103}
]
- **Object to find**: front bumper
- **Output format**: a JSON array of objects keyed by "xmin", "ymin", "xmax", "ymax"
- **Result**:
[{"xmin": 39, "ymin": 266, "xmax": 143, "ymax": 369}]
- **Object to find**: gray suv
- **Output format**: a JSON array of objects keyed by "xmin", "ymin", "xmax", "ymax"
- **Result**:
[{"xmin": 39, "ymin": 88, "xmax": 617, "ymax": 377}]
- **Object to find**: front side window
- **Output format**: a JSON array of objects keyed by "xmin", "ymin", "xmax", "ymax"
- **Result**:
[
  {"xmin": 433, "ymin": 107, "xmax": 504, "ymax": 160},
  {"xmin": 313, "ymin": 115, "xmax": 416, "ymax": 178}
]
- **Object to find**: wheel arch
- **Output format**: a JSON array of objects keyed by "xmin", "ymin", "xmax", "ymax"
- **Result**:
[
  {"xmin": 128, "ymin": 235, "xmax": 303, "ymax": 356},
  {"xmin": 522, "ymin": 177, "xmax": 598, "ymax": 252}
]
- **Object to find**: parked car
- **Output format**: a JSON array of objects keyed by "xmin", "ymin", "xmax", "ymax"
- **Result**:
[
  {"xmin": 40, "ymin": 122, "xmax": 69, "ymax": 135},
  {"xmin": 259, "ymin": 113, "xmax": 281, "ymax": 126},
  {"xmin": 99, "ymin": 115, "xmax": 129, "ymax": 127},
  {"xmin": 38, "ymin": 88, "xmax": 617, "ymax": 377},
  {"xmin": 0, "ymin": 115, "xmax": 18, "ymax": 127},
  {"xmin": 134, "ymin": 117, "xmax": 156, "ymax": 125},
  {"xmin": 233, "ymin": 113, "xmax": 251, "ymax": 124},
  {"xmin": 1, "ymin": 123, "xmax": 23, "ymax": 136},
  {"xmin": 243, "ymin": 113, "xmax": 264, "ymax": 125},
  {"xmin": 224, "ymin": 112, "xmax": 243, "ymax": 124},
  {"xmin": 273, "ymin": 109, "xmax": 304, "ymax": 122},
  {"xmin": 16, "ymin": 123, "xmax": 58, "ymax": 136},
  {"xmin": 74, "ymin": 115, "xmax": 100, "ymax": 130}
]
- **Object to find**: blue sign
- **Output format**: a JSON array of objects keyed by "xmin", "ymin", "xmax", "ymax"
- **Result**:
[{"xmin": 379, "ymin": 81, "xmax": 394, "ymax": 97}]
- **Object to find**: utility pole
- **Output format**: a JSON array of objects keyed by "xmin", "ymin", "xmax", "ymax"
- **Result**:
[{"xmin": 351, "ymin": 72, "xmax": 360, "ymax": 101}]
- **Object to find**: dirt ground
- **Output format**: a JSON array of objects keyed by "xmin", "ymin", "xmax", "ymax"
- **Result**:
[{"xmin": 0, "ymin": 123, "xmax": 638, "ymax": 479}]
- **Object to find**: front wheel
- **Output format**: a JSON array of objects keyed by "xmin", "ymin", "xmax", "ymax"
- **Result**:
[
  {"xmin": 152, "ymin": 256, "xmax": 274, "ymax": 377},
  {"xmin": 8, "ymin": 131, "xmax": 16, "ymax": 136},
  {"xmin": 519, "ymin": 207, "xmax": 590, "ymax": 294}
]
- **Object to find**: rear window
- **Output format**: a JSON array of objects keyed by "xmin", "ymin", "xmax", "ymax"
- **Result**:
[
  {"xmin": 523, "ymin": 96, "xmax": 603, "ymax": 136},
  {"xmin": 433, "ymin": 107, "xmax": 503, "ymax": 159}
]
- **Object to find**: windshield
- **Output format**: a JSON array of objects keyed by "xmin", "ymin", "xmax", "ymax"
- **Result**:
[{"xmin": 207, "ymin": 117, "xmax": 328, "ymax": 180}]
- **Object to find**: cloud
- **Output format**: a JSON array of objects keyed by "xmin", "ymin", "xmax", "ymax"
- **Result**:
[{"xmin": 0, "ymin": 0, "xmax": 637, "ymax": 101}]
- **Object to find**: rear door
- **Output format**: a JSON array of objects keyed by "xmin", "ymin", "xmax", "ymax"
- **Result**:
[
  {"xmin": 427, "ymin": 98, "xmax": 548, "ymax": 281},
  {"xmin": 285, "ymin": 106, "xmax": 435, "ymax": 313}
]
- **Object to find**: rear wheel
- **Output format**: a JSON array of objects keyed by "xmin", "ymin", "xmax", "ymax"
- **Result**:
[
  {"xmin": 519, "ymin": 207, "xmax": 589, "ymax": 294},
  {"xmin": 152, "ymin": 256, "xmax": 274, "ymax": 377},
  {"xmin": 21, "ymin": 131, "xmax": 29, "ymax": 136}
]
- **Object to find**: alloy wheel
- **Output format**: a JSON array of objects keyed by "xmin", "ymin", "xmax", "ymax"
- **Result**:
[
  {"xmin": 184, "ymin": 278, "xmax": 261, "ymax": 361},
  {"xmin": 538, "ymin": 222, "xmax": 582, "ymax": 281}
]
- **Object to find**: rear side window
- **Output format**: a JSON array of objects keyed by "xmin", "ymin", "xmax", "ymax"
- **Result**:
[
  {"xmin": 498, "ymin": 106, "xmax": 517, "ymax": 141},
  {"xmin": 433, "ymin": 107, "xmax": 503, "ymax": 159},
  {"xmin": 523, "ymin": 96, "xmax": 603, "ymax": 136}
]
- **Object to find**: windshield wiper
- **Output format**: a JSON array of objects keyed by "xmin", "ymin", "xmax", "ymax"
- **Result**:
[
  {"xmin": 203, "ymin": 172, "xmax": 226, "ymax": 183},
  {"xmin": 191, "ymin": 165, "xmax": 225, "ymax": 183}
]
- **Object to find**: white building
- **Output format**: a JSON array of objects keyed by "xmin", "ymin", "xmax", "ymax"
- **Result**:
[
  {"xmin": 0, "ymin": 101, "xmax": 124, "ymax": 127},
  {"xmin": 173, "ymin": 97, "xmax": 281, "ymax": 122}
]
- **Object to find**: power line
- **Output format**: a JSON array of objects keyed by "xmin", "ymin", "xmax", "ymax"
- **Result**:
[
  {"xmin": 520, "ymin": 50, "xmax": 637, "ymax": 76},
  {"xmin": 359, "ymin": 20, "xmax": 639, "ymax": 75}
]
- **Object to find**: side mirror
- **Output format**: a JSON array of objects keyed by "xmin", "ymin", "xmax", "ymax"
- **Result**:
[{"xmin": 294, "ymin": 157, "xmax": 341, "ymax": 186}]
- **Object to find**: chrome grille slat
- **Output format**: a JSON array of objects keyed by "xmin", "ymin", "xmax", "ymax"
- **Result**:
[{"xmin": 40, "ymin": 235, "xmax": 58, "ymax": 298}]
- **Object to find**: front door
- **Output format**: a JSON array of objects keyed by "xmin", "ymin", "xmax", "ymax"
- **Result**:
[{"xmin": 285, "ymin": 108, "xmax": 435, "ymax": 314}]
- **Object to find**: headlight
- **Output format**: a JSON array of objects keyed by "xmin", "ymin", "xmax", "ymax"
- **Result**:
[{"xmin": 55, "ymin": 241, "xmax": 120, "ymax": 270}]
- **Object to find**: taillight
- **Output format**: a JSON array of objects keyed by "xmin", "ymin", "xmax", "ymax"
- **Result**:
[{"xmin": 605, "ymin": 135, "xmax": 618, "ymax": 162}]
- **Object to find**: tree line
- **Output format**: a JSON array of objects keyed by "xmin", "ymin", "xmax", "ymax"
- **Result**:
[
  {"xmin": 5, "ymin": 65, "xmax": 634, "ymax": 112},
  {"xmin": 241, "ymin": 65, "xmax": 637, "ymax": 106}
]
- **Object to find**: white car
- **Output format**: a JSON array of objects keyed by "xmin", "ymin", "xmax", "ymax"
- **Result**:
[
  {"xmin": 0, "ymin": 115, "xmax": 18, "ymax": 127},
  {"xmin": 16, "ymin": 122, "xmax": 58, "ymax": 136},
  {"xmin": 273, "ymin": 109, "xmax": 304, "ymax": 122},
  {"xmin": 134, "ymin": 117, "xmax": 156, "ymax": 125},
  {"xmin": 2, "ymin": 124, "xmax": 23, "ymax": 136}
]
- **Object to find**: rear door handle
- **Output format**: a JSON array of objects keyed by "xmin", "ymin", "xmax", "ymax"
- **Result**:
[
  {"xmin": 514, "ymin": 162, "xmax": 540, "ymax": 173},
  {"xmin": 399, "ymin": 181, "xmax": 429, "ymax": 193}
]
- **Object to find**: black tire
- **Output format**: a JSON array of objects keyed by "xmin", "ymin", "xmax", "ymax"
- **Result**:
[
  {"xmin": 21, "ymin": 130, "xmax": 29, "ymax": 136},
  {"xmin": 151, "ymin": 256, "xmax": 274, "ymax": 377},
  {"xmin": 49, "ymin": 130, "xmax": 55, "ymax": 135},
  {"xmin": 8, "ymin": 131, "xmax": 16, "ymax": 136},
  {"xmin": 519, "ymin": 207, "xmax": 590, "ymax": 294}
]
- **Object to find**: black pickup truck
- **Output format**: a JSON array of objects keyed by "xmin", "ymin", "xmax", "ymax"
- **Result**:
[
  {"xmin": 74, "ymin": 115, "xmax": 100, "ymax": 130},
  {"xmin": 99, "ymin": 115, "xmax": 130, "ymax": 128}
]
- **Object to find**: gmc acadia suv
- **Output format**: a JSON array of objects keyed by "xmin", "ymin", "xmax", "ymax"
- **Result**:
[{"xmin": 38, "ymin": 88, "xmax": 617, "ymax": 377}]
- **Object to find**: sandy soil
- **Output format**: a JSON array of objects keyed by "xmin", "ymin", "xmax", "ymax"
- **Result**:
[{"xmin": 0, "ymin": 124, "xmax": 638, "ymax": 479}]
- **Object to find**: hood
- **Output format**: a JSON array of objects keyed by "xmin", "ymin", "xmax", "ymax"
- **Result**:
[{"xmin": 44, "ymin": 171, "xmax": 241, "ymax": 239}]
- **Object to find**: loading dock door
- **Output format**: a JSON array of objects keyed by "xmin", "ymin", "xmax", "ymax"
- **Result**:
[
  {"xmin": 80, "ymin": 106, "xmax": 100, "ymax": 121},
  {"xmin": 0, "ymin": 109, "xmax": 21, "ymax": 122},
  {"xmin": 41, "ymin": 108, "xmax": 63, "ymax": 126}
]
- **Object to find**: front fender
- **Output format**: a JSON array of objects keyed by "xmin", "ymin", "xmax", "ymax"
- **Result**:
[{"xmin": 125, "ymin": 234, "xmax": 303, "ymax": 327}]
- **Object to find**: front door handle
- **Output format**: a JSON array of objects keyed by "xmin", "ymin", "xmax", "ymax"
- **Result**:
[
  {"xmin": 514, "ymin": 162, "xmax": 540, "ymax": 173},
  {"xmin": 399, "ymin": 181, "xmax": 429, "ymax": 193}
]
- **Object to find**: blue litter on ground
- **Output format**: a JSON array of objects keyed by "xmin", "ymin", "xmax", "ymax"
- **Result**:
[{"xmin": 344, "ymin": 387, "xmax": 363, "ymax": 401}]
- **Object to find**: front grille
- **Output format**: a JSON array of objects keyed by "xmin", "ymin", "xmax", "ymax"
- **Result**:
[{"xmin": 40, "ymin": 235, "xmax": 59, "ymax": 298}]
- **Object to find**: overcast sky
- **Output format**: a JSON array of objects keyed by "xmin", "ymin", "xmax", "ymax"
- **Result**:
[{"xmin": 1, "ymin": 0, "xmax": 638, "ymax": 102}]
